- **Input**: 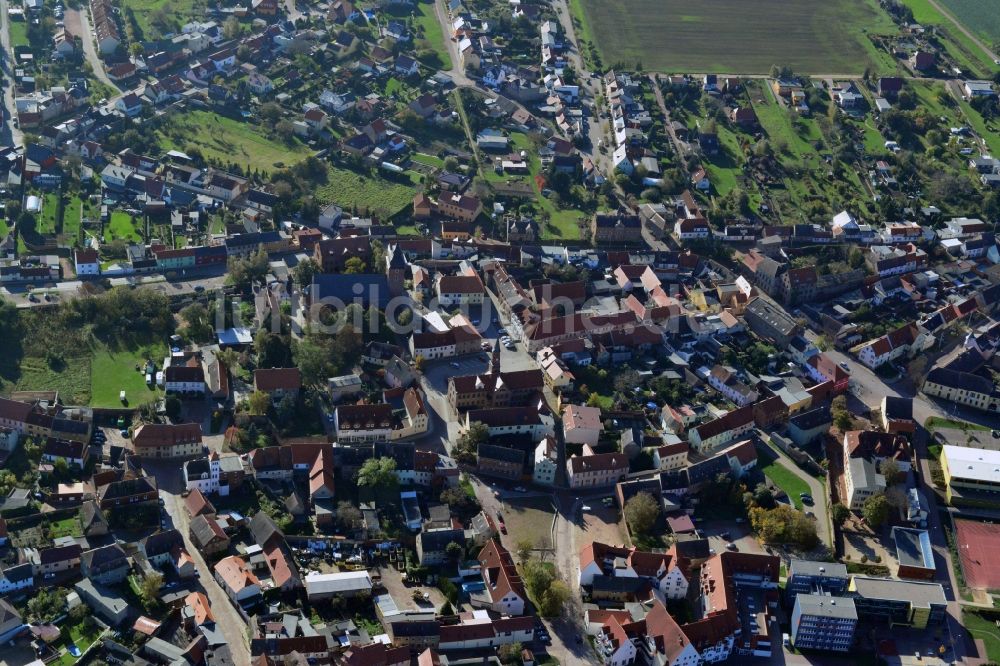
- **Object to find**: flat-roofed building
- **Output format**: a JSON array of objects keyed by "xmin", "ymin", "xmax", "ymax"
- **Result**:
[
  {"xmin": 891, "ymin": 527, "xmax": 936, "ymax": 580},
  {"xmin": 848, "ymin": 576, "xmax": 946, "ymax": 628},
  {"xmin": 791, "ymin": 594, "xmax": 857, "ymax": 652},
  {"xmin": 786, "ymin": 560, "xmax": 849, "ymax": 598},
  {"xmin": 941, "ymin": 445, "xmax": 1000, "ymax": 507}
]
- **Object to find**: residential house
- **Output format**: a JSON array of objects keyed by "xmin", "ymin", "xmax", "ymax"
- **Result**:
[
  {"xmin": 132, "ymin": 423, "xmax": 203, "ymax": 458},
  {"xmin": 253, "ymin": 368, "xmax": 302, "ymax": 402},
  {"xmin": 80, "ymin": 544, "xmax": 129, "ymax": 584},
  {"xmin": 566, "ymin": 445, "xmax": 629, "ymax": 489},
  {"xmin": 214, "ymin": 556, "xmax": 262, "ymax": 607},
  {"xmin": 594, "ymin": 213, "xmax": 642, "ymax": 244},
  {"xmin": 562, "ymin": 405, "xmax": 603, "ymax": 446},
  {"xmin": 473, "ymin": 541, "xmax": 526, "ymax": 615}
]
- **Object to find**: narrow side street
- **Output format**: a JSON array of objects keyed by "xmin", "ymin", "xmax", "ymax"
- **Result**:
[
  {"xmin": 146, "ymin": 459, "xmax": 252, "ymax": 665},
  {"xmin": 0, "ymin": 0, "xmax": 24, "ymax": 146},
  {"xmin": 69, "ymin": 5, "xmax": 120, "ymax": 94}
]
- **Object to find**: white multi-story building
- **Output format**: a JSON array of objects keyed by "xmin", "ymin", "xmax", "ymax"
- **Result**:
[
  {"xmin": 566, "ymin": 446, "xmax": 629, "ymax": 489},
  {"xmin": 533, "ymin": 436, "xmax": 559, "ymax": 486}
]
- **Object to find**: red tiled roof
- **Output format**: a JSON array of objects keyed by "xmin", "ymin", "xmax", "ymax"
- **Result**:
[
  {"xmin": 132, "ymin": 423, "xmax": 202, "ymax": 449},
  {"xmin": 254, "ymin": 368, "xmax": 301, "ymax": 392}
]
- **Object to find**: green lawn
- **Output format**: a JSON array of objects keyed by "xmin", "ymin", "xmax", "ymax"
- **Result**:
[
  {"xmin": 50, "ymin": 617, "xmax": 103, "ymax": 666},
  {"xmin": 956, "ymin": 98, "xmax": 1000, "ymax": 156},
  {"xmin": 962, "ymin": 610, "xmax": 1000, "ymax": 663},
  {"xmin": 157, "ymin": 110, "xmax": 313, "ymax": 173},
  {"xmin": 121, "ymin": 0, "xmax": 198, "ymax": 40},
  {"xmin": 759, "ymin": 455, "xmax": 811, "ymax": 510},
  {"xmin": 383, "ymin": 77, "xmax": 409, "ymax": 98},
  {"xmin": 575, "ymin": 0, "xmax": 898, "ymax": 73},
  {"xmin": 107, "ymin": 211, "xmax": 142, "ymax": 243},
  {"xmin": 90, "ymin": 343, "xmax": 166, "ymax": 409},
  {"xmin": 0, "ymin": 218, "xmax": 8, "ymax": 237},
  {"xmin": 924, "ymin": 416, "xmax": 990, "ymax": 432},
  {"xmin": 394, "ymin": 0, "xmax": 449, "ymax": 69},
  {"xmin": 8, "ymin": 20, "xmax": 28, "ymax": 49},
  {"xmin": 748, "ymin": 80, "xmax": 872, "ymax": 218},
  {"xmin": 411, "ymin": 152, "xmax": 445, "ymax": 168},
  {"xmin": 496, "ymin": 132, "xmax": 588, "ymax": 241},
  {"xmin": 209, "ymin": 215, "xmax": 226, "ymax": 235},
  {"xmin": 36, "ymin": 193, "xmax": 60, "ymax": 234},
  {"xmin": 704, "ymin": 124, "xmax": 746, "ymax": 198},
  {"xmin": 49, "ymin": 515, "xmax": 82, "ymax": 538},
  {"xmin": 750, "ymin": 82, "xmax": 821, "ymax": 157},
  {"xmin": 62, "ymin": 196, "xmax": 83, "ymax": 242}
]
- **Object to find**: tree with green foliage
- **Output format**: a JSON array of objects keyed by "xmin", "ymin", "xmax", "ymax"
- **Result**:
[
  {"xmin": 140, "ymin": 573, "xmax": 164, "ymax": 611},
  {"xmin": 752, "ymin": 483, "xmax": 776, "ymax": 510},
  {"xmin": 624, "ymin": 492, "xmax": 660, "ymax": 536},
  {"xmin": 445, "ymin": 541, "xmax": 464, "ymax": 561},
  {"xmin": 254, "ymin": 330, "xmax": 291, "ymax": 369},
  {"xmin": 453, "ymin": 422, "xmax": 489, "ymax": 464},
  {"xmin": 749, "ymin": 505, "xmax": 818, "ymax": 548},
  {"xmin": 165, "ymin": 394, "xmax": 182, "ymax": 420},
  {"xmin": 343, "ymin": 257, "xmax": 367, "ymax": 274},
  {"xmin": 291, "ymin": 258, "xmax": 320, "ymax": 287},
  {"xmin": 27, "ymin": 588, "xmax": 67, "ymax": 623},
  {"xmin": 357, "ymin": 457, "xmax": 399, "ymax": 494},
  {"xmin": 539, "ymin": 580, "xmax": 570, "ymax": 617},
  {"xmin": 521, "ymin": 559, "xmax": 555, "ymax": 602},
  {"xmin": 440, "ymin": 486, "xmax": 480, "ymax": 517},
  {"xmin": 179, "ymin": 303, "xmax": 213, "ymax": 342},
  {"xmin": 227, "ymin": 250, "xmax": 269, "ymax": 294},
  {"xmin": 831, "ymin": 503, "xmax": 850, "ymax": 527},
  {"xmin": 247, "ymin": 390, "xmax": 271, "ymax": 416},
  {"xmin": 881, "ymin": 459, "xmax": 903, "ymax": 486},
  {"xmin": 498, "ymin": 642, "xmax": 524, "ymax": 663},
  {"xmin": 862, "ymin": 493, "xmax": 890, "ymax": 529}
]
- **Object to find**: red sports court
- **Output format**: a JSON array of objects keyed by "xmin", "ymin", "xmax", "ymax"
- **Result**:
[{"xmin": 955, "ymin": 519, "xmax": 1000, "ymax": 589}]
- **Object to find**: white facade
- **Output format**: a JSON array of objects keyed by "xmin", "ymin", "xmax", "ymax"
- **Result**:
[
  {"xmin": 336, "ymin": 424, "xmax": 393, "ymax": 444},
  {"xmin": 436, "ymin": 289, "xmax": 485, "ymax": 306},
  {"xmin": 75, "ymin": 259, "xmax": 99, "ymax": 276},
  {"xmin": 184, "ymin": 458, "xmax": 222, "ymax": 494},
  {"xmin": 533, "ymin": 439, "xmax": 558, "ymax": 486},
  {"xmin": 165, "ymin": 379, "xmax": 206, "ymax": 393}
]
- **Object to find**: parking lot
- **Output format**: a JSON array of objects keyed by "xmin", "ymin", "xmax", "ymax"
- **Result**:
[
  {"xmin": 376, "ymin": 564, "xmax": 446, "ymax": 612},
  {"xmin": 698, "ymin": 520, "xmax": 768, "ymax": 556},
  {"xmin": 577, "ymin": 503, "xmax": 629, "ymax": 548}
]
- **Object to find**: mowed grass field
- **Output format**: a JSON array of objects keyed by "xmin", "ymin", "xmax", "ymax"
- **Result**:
[
  {"xmin": 90, "ymin": 344, "xmax": 165, "ymax": 408},
  {"xmin": 157, "ymin": 110, "xmax": 313, "ymax": 173},
  {"xmin": 576, "ymin": 0, "xmax": 897, "ymax": 73}
]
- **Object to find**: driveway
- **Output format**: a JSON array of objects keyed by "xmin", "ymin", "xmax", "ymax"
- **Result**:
[{"xmin": 758, "ymin": 435, "xmax": 832, "ymax": 552}]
